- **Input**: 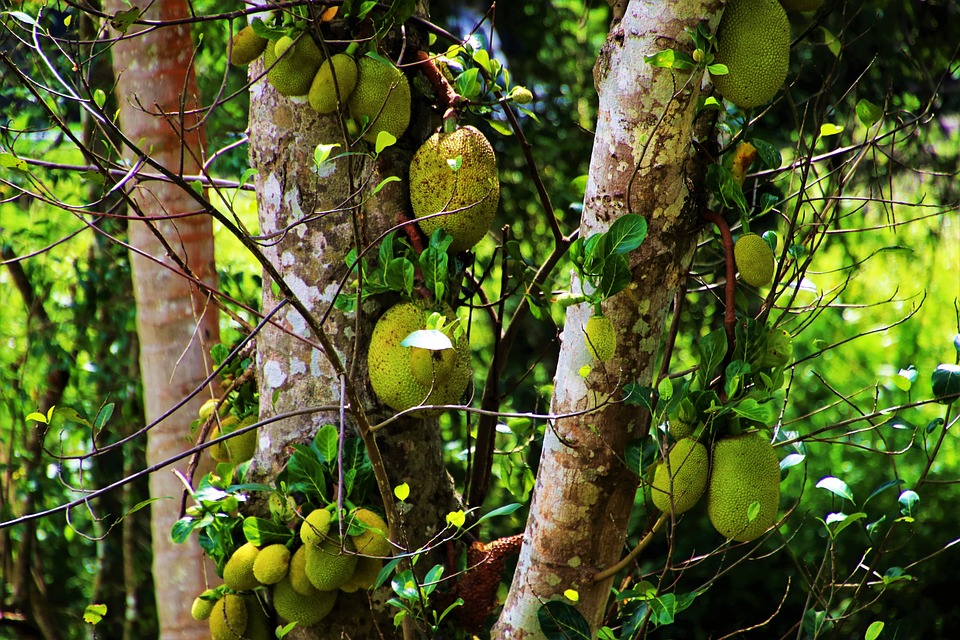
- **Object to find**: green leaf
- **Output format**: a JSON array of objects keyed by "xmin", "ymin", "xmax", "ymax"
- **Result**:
[
  {"xmin": 419, "ymin": 246, "xmax": 448, "ymax": 299},
  {"xmin": 623, "ymin": 383, "xmax": 655, "ymax": 413},
  {"xmin": 314, "ymin": 142, "xmax": 341, "ymax": 168},
  {"xmin": 83, "ymin": 603, "xmax": 107, "ymax": 625},
  {"xmin": 472, "ymin": 48, "xmax": 491, "ymax": 74},
  {"xmin": 475, "ymin": 502, "xmax": 522, "ymax": 525},
  {"xmin": 750, "ymin": 138, "xmax": 782, "ymax": 170},
  {"xmin": 372, "ymin": 175, "xmax": 401, "ymax": 195},
  {"xmin": 400, "ymin": 329, "xmax": 453, "ymax": 351},
  {"xmin": 7, "ymin": 10, "xmax": 37, "ymax": 25},
  {"xmin": 391, "ymin": 569, "xmax": 420, "ymax": 600},
  {"xmin": 488, "ymin": 119, "xmax": 513, "ymax": 137},
  {"xmin": 865, "ymin": 621, "xmax": 885, "ymax": 640},
  {"xmin": 598, "ymin": 253, "xmax": 631, "ymax": 299},
  {"xmin": 94, "ymin": 403, "xmax": 115, "ymax": 432},
  {"xmin": 537, "ymin": 600, "xmax": 591, "ymax": 640},
  {"xmin": 856, "ymin": 99, "xmax": 883, "ymax": 126},
  {"xmin": 731, "ymin": 398, "xmax": 775, "ymax": 424},
  {"xmin": 55, "ymin": 406, "xmax": 91, "ymax": 428},
  {"xmin": 605, "ymin": 214, "xmax": 648, "ymax": 255},
  {"xmin": 242, "ymin": 517, "xmax": 291, "ymax": 546},
  {"xmin": 931, "ymin": 363, "xmax": 960, "ymax": 403},
  {"xmin": 93, "ymin": 89, "xmax": 106, "ymax": 109},
  {"xmin": 816, "ymin": 476, "xmax": 855, "ymax": 503},
  {"xmin": 696, "ymin": 328, "xmax": 728, "ymax": 388},
  {"xmin": 25, "ymin": 411, "xmax": 48, "ymax": 424},
  {"xmin": 109, "ymin": 7, "xmax": 141, "ymax": 34},
  {"xmin": 898, "ymin": 489, "xmax": 919, "ymax": 517},
  {"xmin": 644, "ymin": 49, "xmax": 696, "ymax": 71},
  {"xmin": 819, "ymin": 123, "xmax": 844, "ymax": 138},
  {"xmin": 287, "ymin": 444, "xmax": 327, "ymax": 501},
  {"xmin": 394, "ymin": 483, "xmax": 410, "ymax": 501},
  {"xmin": 830, "ymin": 512, "xmax": 867, "ymax": 537},
  {"xmin": 384, "ymin": 258, "xmax": 414, "ymax": 296},
  {"xmin": 746, "ymin": 500, "xmax": 761, "ymax": 522},
  {"xmin": 171, "ymin": 516, "xmax": 199, "ymax": 544},
  {"xmin": 706, "ymin": 164, "xmax": 748, "ymax": 215},
  {"xmin": 315, "ymin": 424, "xmax": 339, "ymax": 463},
  {"xmin": 706, "ymin": 63, "xmax": 728, "ymax": 75},
  {"xmin": 375, "ymin": 131, "xmax": 397, "ymax": 155},
  {"xmin": 455, "ymin": 68, "xmax": 480, "ymax": 100}
]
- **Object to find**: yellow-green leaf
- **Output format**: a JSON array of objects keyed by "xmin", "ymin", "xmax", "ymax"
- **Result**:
[
  {"xmin": 445, "ymin": 510, "xmax": 466, "ymax": 528},
  {"xmin": 564, "ymin": 589, "xmax": 579, "ymax": 602},
  {"xmin": 394, "ymin": 482, "xmax": 410, "ymax": 501}
]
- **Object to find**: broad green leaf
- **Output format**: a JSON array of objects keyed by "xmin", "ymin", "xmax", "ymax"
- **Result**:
[
  {"xmin": 856, "ymin": 99, "xmax": 883, "ymax": 126},
  {"xmin": 537, "ymin": 600, "xmax": 591, "ymax": 640},
  {"xmin": 931, "ymin": 363, "xmax": 960, "ymax": 404},
  {"xmin": 25, "ymin": 411, "xmax": 47, "ymax": 424},
  {"xmin": 816, "ymin": 476, "xmax": 855, "ymax": 503},
  {"xmin": 746, "ymin": 500, "xmax": 761, "ymax": 522},
  {"xmin": 605, "ymin": 214, "xmax": 648, "ymax": 255},
  {"xmin": 94, "ymin": 403, "xmax": 115, "ymax": 431},
  {"xmin": 314, "ymin": 142, "xmax": 340, "ymax": 168},
  {"xmin": 865, "ymin": 621, "xmax": 885, "ymax": 640},
  {"xmin": 445, "ymin": 510, "xmax": 466, "ymax": 528},
  {"xmin": 488, "ymin": 119, "xmax": 513, "ymax": 136},
  {"xmin": 731, "ymin": 398, "xmax": 775, "ymax": 424},
  {"xmin": 109, "ymin": 7, "xmax": 141, "ymax": 34},
  {"xmin": 242, "ymin": 517, "xmax": 291, "ymax": 546},
  {"xmin": 394, "ymin": 482, "xmax": 410, "ymax": 501},
  {"xmin": 315, "ymin": 424, "xmax": 339, "ymax": 463},
  {"xmin": 657, "ymin": 377, "xmax": 673, "ymax": 402},
  {"xmin": 819, "ymin": 123, "xmax": 844, "ymax": 138},
  {"xmin": 287, "ymin": 444, "xmax": 327, "ymax": 501},
  {"xmin": 750, "ymin": 138, "xmax": 782, "ymax": 170},
  {"xmin": 391, "ymin": 570, "xmax": 420, "ymax": 600},
  {"xmin": 55, "ymin": 406, "xmax": 91, "ymax": 428},
  {"xmin": 898, "ymin": 489, "xmax": 919, "ymax": 516},
  {"xmin": 455, "ymin": 68, "xmax": 480, "ymax": 100},
  {"xmin": 475, "ymin": 502, "xmax": 522, "ymax": 525},
  {"xmin": 697, "ymin": 328, "xmax": 728, "ymax": 387},
  {"xmin": 564, "ymin": 589, "xmax": 579, "ymax": 602},
  {"xmin": 419, "ymin": 247, "xmax": 448, "ymax": 299},
  {"xmin": 379, "ymin": 231, "xmax": 396, "ymax": 266},
  {"xmin": 705, "ymin": 164, "xmax": 748, "ymax": 214},
  {"xmin": 93, "ymin": 89, "xmax": 106, "ymax": 109},
  {"xmin": 598, "ymin": 253, "xmax": 631, "ymax": 299},
  {"xmin": 375, "ymin": 131, "xmax": 397, "ymax": 154},
  {"xmin": 384, "ymin": 258, "xmax": 415, "ymax": 295},
  {"xmin": 83, "ymin": 603, "xmax": 107, "ymax": 625},
  {"xmin": 8, "ymin": 10, "xmax": 37, "ymax": 25},
  {"xmin": 780, "ymin": 453, "xmax": 805, "ymax": 470},
  {"xmin": 623, "ymin": 383, "xmax": 655, "ymax": 413}
]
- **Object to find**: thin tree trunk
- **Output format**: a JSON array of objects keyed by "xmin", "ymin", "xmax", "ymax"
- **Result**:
[
  {"xmin": 494, "ymin": 2, "xmax": 720, "ymax": 636},
  {"xmin": 107, "ymin": 0, "xmax": 220, "ymax": 637}
]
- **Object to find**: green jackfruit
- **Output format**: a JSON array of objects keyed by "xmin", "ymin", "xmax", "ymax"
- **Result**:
[
  {"xmin": 779, "ymin": 0, "xmax": 823, "ymax": 11},
  {"xmin": 190, "ymin": 589, "xmax": 217, "ymax": 621},
  {"xmin": 669, "ymin": 419, "xmax": 695, "ymax": 440},
  {"xmin": 710, "ymin": 0, "xmax": 791, "ymax": 108},
  {"xmin": 349, "ymin": 508, "xmax": 391, "ymax": 557},
  {"xmin": 410, "ymin": 126, "xmax": 500, "ymax": 252},
  {"xmin": 583, "ymin": 314, "xmax": 616, "ymax": 362},
  {"xmin": 230, "ymin": 25, "xmax": 268, "ymax": 67},
  {"xmin": 264, "ymin": 35, "xmax": 323, "ymax": 97},
  {"xmin": 209, "ymin": 594, "xmax": 248, "ymax": 640},
  {"xmin": 340, "ymin": 555, "xmax": 382, "ymax": 593},
  {"xmin": 288, "ymin": 546, "xmax": 315, "ymax": 595},
  {"xmin": 242, "ymin": 595, "xmax": 272, "ymax": 640},
  {"xmin": 707, "ymin": 433, "xmax": 781, "ymax": 542},
  {"xmin": 272, "ymin": 576, "xmax": 338, "ymax": 627},
  {"xmin": 223, "ymin": 542, "xmax": 261, "ymax": 591},
  {"xmin": 348, "ymin": 56, "xmax": 411, "ymax": 143},
  {"xmin": 309, "ymin": 54, "xmax": 359, "ymax": 114},
  {"xmin": 300, "ymin": 508, "xmax": 332, "ymax": 546},
  {"xmin": 734, "ymin": 233, "xmax": 775, "ymax": 287},
  {"xmin": 408, "ymin": 345, "xmax": 458, "ymax": 387},
  {"xmin": 367, "ymin": 302, "xmax": 472, "ymax": 415},
  {"xmin": 252, "ymin": 543, "xmax": 291, "ymax": 585},
  {"xmin": 651, "ymin": 438, "xmax": 709, "ymax": 514},
  {"xmin": 305, "ymin": 536, "xmax": 358, "ymax": 591}
]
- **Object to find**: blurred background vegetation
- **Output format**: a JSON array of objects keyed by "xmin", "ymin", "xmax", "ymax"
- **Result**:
[{"xmin": 1, "ymin": 0, "xmax": 957, "ymax": 638}]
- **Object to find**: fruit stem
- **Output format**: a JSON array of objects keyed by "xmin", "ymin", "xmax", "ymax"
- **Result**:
[
  {"xmin": 701, "ymin": 209, "xmax": 737, "ymax": 399},
  {"xmin": 591, "ymin": 511, "xmax": 669, "ymax": 583}
]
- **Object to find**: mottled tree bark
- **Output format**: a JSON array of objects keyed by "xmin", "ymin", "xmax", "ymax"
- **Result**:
[
  {"xmin": 494, "ymin": 1, "xmax": 721, "ymax": 637},
  {"xmin": 108, "ymin": 0, "xmax": 220, "ymax": 637}
]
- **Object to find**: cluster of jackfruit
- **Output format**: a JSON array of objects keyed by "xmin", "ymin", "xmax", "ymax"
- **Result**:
[
  {"xmin": 710, "ymin": 0, "xmax": 791, "ymax": 108},
  {"xmin": 367, "ymin": 302, "xmax": 472, "ymax": 414},
  {"xmin": 192, "ymin": 592, "xmax": 271, "ymax": 640},
  {"xmin": 650, "ymin": 431, "xmax": 781, "ymax": 542}
]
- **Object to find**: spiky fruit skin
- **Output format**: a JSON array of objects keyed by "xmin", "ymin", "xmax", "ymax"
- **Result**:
[
  {"xmin": 707, "ymin": 433, "xmax": 781, "ymax": 542},
  {"xmin": 288, "ymin": 546, "xmax": 314, "ymax": 595},
  {"xmin": 340, "ymin": 556, "xmax": 382, "ymax": 592},
  {"xmin": 584, "ymin": 315, "xmax": 616, "ymax": 361},
  {"xmin": 264, "ymin": 35, "xmax": 323, "ymax": 97},
  {"xmin": 734, "ymin": 233, "xmax": 775, "ymax": 287},
  {"xmin": 410, "ymin": 126, "xmax": 500, "ymax": 252},
  {"xmin": 710, "ymin": 0, "xmax": 790, "ymax": 108},
  {"xmin": 272, "ymin": 576, "xmax": 337, "ymax": 627},
  {"xmin": 651, "ymin": 438, "xmax": 709, "ymax": 514},
  {"xmin": 670, "ymin": 419, "xmax": 695, "ymax": 441},
  {"xmin": 300, "ymin": 508, "xmax": 332, "ymax": 546},
  {"xmin": 223, "ymin": 542, "xmax": 262, "ymax": 591},
  {"xmin": 349, "ymin": 508, "xmax": 391, "ymax": 557},
  {"xmin": 209, "ymin": 594, "xmax": 248, "ymax": 640},
  {"xmin": 305, "ymin": 536, "xmax": 358, "ymax": 591},
  {"xmin": 348, "ymin": 57, "xmax": 411, "ymax": 143},
  {"xmin": 230, "ymin": 26, "xmax": 268, "ymax": 66},
  {"xmin": 309, "ymin": 54, "xmax": 359, "ymax": 114},
  {"xmin": 408, "ymin": 346, "xmax": 458, "ymax": 387},
  {"xmin": 779, "ymin": 0, "xmax": 823, "ymax": 10},
  {"xmin": 253, "ymin": 543, "xmax": 291, "ymax": 585},
  {"xmin": 367, "ymin": 302, "xmax": 472, "ymax": 415},
  {"xmin": 190, "ymin": 592, "xmax": 216, "ymax": 621}
]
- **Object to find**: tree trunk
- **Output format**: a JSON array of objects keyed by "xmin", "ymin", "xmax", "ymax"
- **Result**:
[
  {"xmin": 107, "ymin": 0, "xmax": 220, "ymax": 637},
  {"xmin": 494, "ymin": 2, "xmax": 720, "ymax": 636}
]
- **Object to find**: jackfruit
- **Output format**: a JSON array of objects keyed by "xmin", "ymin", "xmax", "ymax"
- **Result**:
[
  {"xmin": 707, "ymin": 432, "xmax": 781, "ymax": 542},
  {"xmin": 264, "ymin": 35, "xmax": 324, "ymax": 97},
  {"xmin": 242, "ymin": 595, "xmax": 273, "ymax": 640},
  {"xmin": 230, "ymin": 25, "xmax": 268, "ymax": 67},
  {"xmin": 510, "ymin": 86, "xmax": 533, "ymax": 104},
  {"xmin": 651, "ymin": 438, "xmax": 709, "ymax": 514},
  {"xmin": 340, "ymin": 555, "xmax": 382, "ymax": 592},
  {"xmin": 272, "ymin": 576, "xmax": 338, "ymax": 627},
  {"xmin": 349, "ymin": 508, "xmax": 391, "ymax": 557},
  {"xmin": 209, "ymin": 594, "xmax": 248, "ymax": 640},
  {"xmin": 223, "ymin": 541, "xmax": 262, "ymax": 591},
  {"xmin": 583, "ymin": 314, "xmax": 616, "ymax": 362},
  {"xmin": 309, "ymin": 54, "xmax": 359, "ymax": 114},
  {"xmin": 348, "ymin": 56, "xmax": 411, "ymax": 143},
  {"xmin": 305, "ymin": 535, "xmax": 358, "ymax": 591},
  {"xmin": 734, "ymin": 233, "xmax": 775, "ymax": 287},
  {"xmin": 190, "ymin": 589, "xmax": 217, "ymax": 621},
  {"xmin": 408, "ymin": 345, "xmax": 458, "ymax": 386},
  {"xmin": 669, "ymin": 419, "xmax": 695, "ymax": 441},
  {"xmin": 252, "ymin": 543, "xmax": 291, "ymax": 585},
  {"xmin": 300, "ymin": 508, "xmax": 332, "ymax": 546},
  {"xmin": 367, "ymin": 302, "xmax": 472, "ymax": 415},
  {"xmin": 288, "ymin": 546, "xmax": 315, "ymax": 595},
  {"xmin": 779, "ymin": 0, "xmax": 823, "ymax": 11},
  {"xmin": 710, "ymin": 0, "xmax": 791, "ymax": 108},
  {"xmin": 410, "ymin": 126, "xmax": 500, "ymax": 252}
]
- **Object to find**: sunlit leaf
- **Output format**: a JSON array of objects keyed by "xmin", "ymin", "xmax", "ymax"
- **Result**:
[
  {"xmin": 816, "ymin": 476, "xmax": 855, "ymax": 503},
  {"xmin": 394, "ymin": 482, "xmax": 410, "ymax": 501}
]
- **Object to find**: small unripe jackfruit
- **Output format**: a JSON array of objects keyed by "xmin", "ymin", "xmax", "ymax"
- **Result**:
[
  {"xmin": 710, "ymin": 0, "xmax": 791, "ymax": 108},
  {"xmin": 190, "ymin": 589, "xmax": 217, "ymax": 621},
  {"xmin": 510, "ymin": 86, "xmax": 533, "ymax": 104},
  {"xmin": 734, "ymin": 233, "xmax": 775, "ymax": 287},
  {"xmin": 272, "ymin": 576, "xmax": 338, "ymax": 627},
  {"xmin": 410, "ymin": 126, "xmax": 500, "ymax": 252},
  {"xmin": 309, "ymin": 54, "xmax": 359, "ymax": 114},
  {"xmin": 707, "ymin": 433, "xmax": 781, "ymax": 542},
  {"xmin": 349, "ymin": 508, "xmax": 391, "ymax": 557},
  {"xmin": 230, "ymin": 26, "xmax": 268, "ymax": 67},
  {"xmin": 651, "ymin": 438, "xmax": 709, "ymax": 514},
  {"xmin": 305, "ymin": 536, "xmax": 358, "ymax": 591},
  {"xmin": 348, "ymin": 56, "xmax": 411, "ymax": 143},
  {"xmin": 253, "ymin": 543, "xmax": 291, "ymax": 585},
  {"xmin": 367, "ymin": 302, "xmax": 472, "ymax": 415},
  {"xmin": 209, "ymin": 594, "xmax": 248, "ymax": 640},
  {"xmin": 223, "ymin": 542, "xmax": 261, "ymax": 591},
  {"xmin": 584, "ymin": 314, "xmax": 616, "ymax": 362},
  {"xmin": 264, "ymin": 35, "xmax": 323, "ymax": 97},
  {"xmin": 300, "ymin": 508, "xmax": 332, "ymax": 546}
]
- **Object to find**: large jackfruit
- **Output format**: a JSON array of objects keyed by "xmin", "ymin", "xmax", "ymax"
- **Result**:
[
  {"xmin": 264, "ymin": 34, "xmax": 324, "ymax": 97},
  {"xmin": 651, "ymin": 438, "xmax": 709, "ymax": 514},
  {"xmin": 710, "ymin": 0, "xmax": 791, "ymax": 108},
  {"xmin": 348, "ymin": 56, "xmax": 411, "ymax": 143},
  {"xmin": 349, "ymin": 508, "xmax": 391, "ymax": 557},
  {"xmin": 223, "ymin": 541, "xmax": 262, "ymax": 591},
  {"xmin": 300, "ymin": 508, "xmax": 332, "ymax": 546},
  {"xmin": 410, "ymin": 126, "xmax": 500, "ymax": 252},
  {"xmin": 339, "ymin": 556, "xmax": 383, "ymax": 592},
  {"xmin": 230, "ymin": 25, "xmax": 268, "ymax": 67},
  {"xmin": 252, "ymin": 543, "xmax": 291, "ymax": 585},
  {"xmin": 367, "ymin": 302, "xmax": 472, "ymax": 415},
  {"xmin": 287, "ymin": 545, "xmax": 315, "ymax": 595},
  {"xmin": 305, "ymin": 535, "xmax": 358, "ymax": 591},
  {"xmin": 272, "ymin": 576, "xmax": 338, "ymax": 627},
  {"xmin": 209, "ymin": 594, "xmax": 248, "ymax": 640},
  {"xmin": 734, "ymin": 233, "xmax": 775, "ymax": 287},
  {"xmin": 309, "ymin": 54, "xmax": 359, "ymax": 114},
  {"xmin": 707, "ymin": 432, "xmax": 781, "ymax": 542},
  {"xmin": 211, "ymin": 415, "xmax": 258, "ymax": 465}
]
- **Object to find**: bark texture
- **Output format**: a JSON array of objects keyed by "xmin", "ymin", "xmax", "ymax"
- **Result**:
[
  {"xmin": 108, "ymin": 0, "xmax": 220, "ymax": 637},
  {"xmin": 494, "ymin": 1, "xmax": 721, "ymax": 636}
]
